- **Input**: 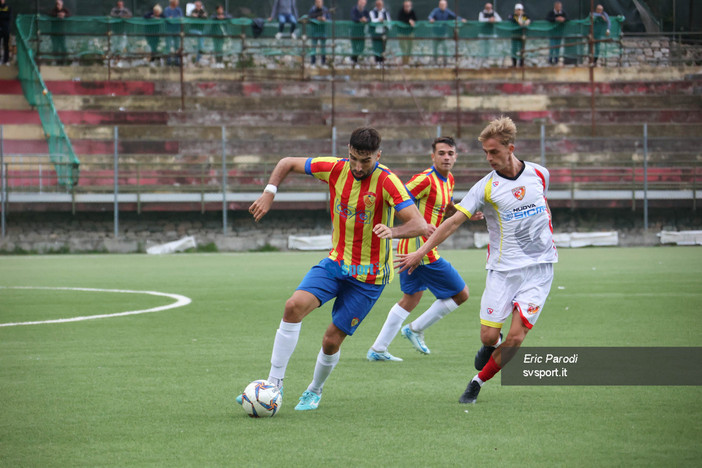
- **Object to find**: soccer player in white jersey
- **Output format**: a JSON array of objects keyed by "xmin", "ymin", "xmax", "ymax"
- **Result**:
[{"xmin": 396, "ymin": 116, "xmax": 558, "ymax": 404}]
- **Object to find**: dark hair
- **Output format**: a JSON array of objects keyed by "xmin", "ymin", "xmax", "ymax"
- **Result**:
[
  {"xmin": 349, "ymin": 127, "xmax": 382, "ymax": 155},
  {"xmin": 432, "ymin": 136, "xmax": 456, "ymax": 152}
]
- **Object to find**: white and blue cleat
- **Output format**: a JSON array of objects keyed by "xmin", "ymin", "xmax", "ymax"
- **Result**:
[
  {"xmin": 401, "ymin": 324, "xmax": 431, "ymax": 354},
  {"xmin": 367, "ymin": 348, "xmax": 403, "ymax": 361},
  {"xmin": 294, "ymin": 390, "xmax": 321, "ymax": 411}
]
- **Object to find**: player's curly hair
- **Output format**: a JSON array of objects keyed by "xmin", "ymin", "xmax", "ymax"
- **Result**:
[
  {"xmin": 349, "ymin": 127, "xmax": 382, "ymax": 155},
  {"xmin": 479, "ymin": 116, "xmax": 517, "ymax": 147}
]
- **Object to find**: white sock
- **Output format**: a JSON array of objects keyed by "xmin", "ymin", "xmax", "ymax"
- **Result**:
[
  {"xmin": 494, "ymin": 334, "xmax": 502, "ymax": 347},
  {"xmin": 307, "ymin": 349, "xmax": 340, "ymax": 395},
  {"xmin": 268, "ymin": 320, "xmax": 301, "ymax": 387},
  {"xmin": 410, "ymin": 298, "xmax": 459, "ymax": 332},
  {"xmin": 473, "ymin": 375, "xmax": 485, "ymax": 386},
  {"xmin": 371, "ymin": 303, "xmax": 411, "ymax": 352}
]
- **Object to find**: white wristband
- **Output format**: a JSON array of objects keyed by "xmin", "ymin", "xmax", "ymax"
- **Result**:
[{"xmin": 264, "ymin": 184, "xmax": 278, "ymax": 196}]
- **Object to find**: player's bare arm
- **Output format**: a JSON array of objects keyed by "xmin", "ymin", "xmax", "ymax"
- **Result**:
[
  {"xmin": 396, "ymin": 210, "xmax": 469, "ymax": 274},
  {"xmin": 372, "ymin": 204, "xmax": 427, "ymax": 240},
  {"xmin": 249, "ymin": 157, "xmax": 307, "ymax": 222}
]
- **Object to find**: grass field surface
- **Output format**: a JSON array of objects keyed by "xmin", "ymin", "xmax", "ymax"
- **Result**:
[{"xmin": 1, "ymin": 247, "xmax": 701, "ymax": 467}]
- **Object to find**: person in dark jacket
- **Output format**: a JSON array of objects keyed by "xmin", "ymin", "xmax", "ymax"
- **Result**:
[
  {"xmin": 0, "ymin": 0, "xmax": 12, "ymax": 65},
  {"xmin": 307, "ymin": 0, "xmax": 331, "ymax": 66},
  {"xmin": 48, "ymin": 0, "xmax": 71, "ymax": 65},
  {"xmin": 546, "ymin": 1, "xmax": 567, "ymax": 65},
  {"xmin": 396, "ymin": 1, "xmax": 417, "ymax": 65}
]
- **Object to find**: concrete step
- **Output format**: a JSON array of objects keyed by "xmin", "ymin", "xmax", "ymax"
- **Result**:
[
  {"xmin": 49, "ymin": 93, "xmax": 702, "ymax": 113},
  {"xmin": 35, "ymin": 64, "xmax": 701, "ymax": 85},
  {"xmin": 61, "ymin": 123, "xmax": 702, "ymax": 141}
]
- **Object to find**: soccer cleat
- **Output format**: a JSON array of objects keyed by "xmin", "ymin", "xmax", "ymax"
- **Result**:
[
  {"xmin": 401, "ymin": 324, "xmax": 430, "ymax": 354},
  {"xmin": 367, "ymin": 348, "xmax": 403, "ymax": 362},
  {"xmin": 474, "ymin": 333, "xmax": 502, "ymax": 371},
  {"xmin": 294, "ymin": 390, "xmax": 321, "ymax": 411},
  {"xmin": 458, "ymin": 379, "xmax": 482, "ymax": 404}
]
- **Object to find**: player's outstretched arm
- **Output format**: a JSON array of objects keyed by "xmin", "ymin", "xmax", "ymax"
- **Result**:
[
  {"xmin": 396, "ymin": 210, "xmax": 468, "ymax": 274},
  {"xmin": 249, "ymin": 157, "xmax": 307, "ymax": 222},
  {"xmin": 373, "ymin": 203, "xmax": 427, "ymax": 240}
]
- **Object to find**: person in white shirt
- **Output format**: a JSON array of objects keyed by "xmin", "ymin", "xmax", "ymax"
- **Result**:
[
  {"xmin": 396, "ymin": 116, "xmax": 558, "ymax": 405},
  {"xmin": 478, "ymin": 3, "xmax": 501, "ymax": 22},
  {"xmin": 369, "ymin": 0, "xmax": 390, "ymax": 65}
]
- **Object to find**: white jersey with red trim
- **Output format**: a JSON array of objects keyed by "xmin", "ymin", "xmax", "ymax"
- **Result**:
[{"xmin": 456, "ymin": 160, "xmax": 558, "ymax": 271}]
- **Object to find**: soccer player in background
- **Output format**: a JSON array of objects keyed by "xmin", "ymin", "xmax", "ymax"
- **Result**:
[
  {"xmin": 242, "ymin": 127, "xmax": 427, "ymax": 411},
  {"xmin": 367, "ymin": 136, "xmax": 481, "ymax": 361},
  {"xmin": 396, "ymin": 116, "xmax": 558, "ymax": 404}
]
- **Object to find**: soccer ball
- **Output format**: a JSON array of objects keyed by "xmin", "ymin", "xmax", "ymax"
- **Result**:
[{"xmin": 240, "ymin": 380, "xmax": 282, "ymax": 418}]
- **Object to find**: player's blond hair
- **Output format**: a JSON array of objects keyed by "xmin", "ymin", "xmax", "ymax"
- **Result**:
[{"xmin": 478, "ymin": 116, "xmax": 517, "ymax": 147}]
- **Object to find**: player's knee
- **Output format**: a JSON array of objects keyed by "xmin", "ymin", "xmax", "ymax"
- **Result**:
[
  {"xmin": 283, "ymin": 296, "xmax": 307, "ymax": 321},
  {"xmin": 480, "ymin": 327, "xmax": 501, "ymax": 346},
  {"xmin": 321, "ymin": 333, "xmax": 343, "ymax": 354},
  {"xmin": 452, "ymin": 286, "xmax": 469, "ymax": 305},
  {"xmin": 503, "ymin": 332, "xmax": 526, "ymax": 348}
]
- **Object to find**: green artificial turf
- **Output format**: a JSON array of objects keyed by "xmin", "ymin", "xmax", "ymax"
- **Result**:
[{"xmin": 1, "ymin": 247, "xmax": 700, "ymax": 467}]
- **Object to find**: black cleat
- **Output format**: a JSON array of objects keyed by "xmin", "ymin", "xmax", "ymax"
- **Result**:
[
  {"xmin": 474, "ymin": 333, "xmax": 502, "ymax": 371},
  {"xmin": 458, "ymin": 379, "xmax": 482, "ymax": 404}
]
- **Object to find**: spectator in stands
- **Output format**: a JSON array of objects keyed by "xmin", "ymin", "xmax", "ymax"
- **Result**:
[
  {"xmin": 163, "ymin": 0, "xmax": 183, "ymax": 66},
  {"xmin": 110, "ymin": 0, "xmax": 132, "ymax": 18},
  {"xmin": 307, "ymin": 0, "xmax": 331, "ymax": 67},
  {"xmin": 508, "ymin": 3, "xmax": 530, "ymax": 67},
  {"xmin": 211, "ymin": 5, "xmax": 231, "ymax": 68},
  {"xmin": 546, "ymin": 1, "xmax": 567, "ymax": 65},
  {"xmin": 369, "ymin": 0, "xmax": 390, "ymax": 66},
  {"xmin": 0, "ymin": 0, "xmax": 11, "ymax": 66},
  {"xmin": 396, "ymin": 1, "xmax": 417, "ymax": 66},
  {"xmin": 478, "ymin": 3, "xmax": 501, "ymax": 23},
  {"xmin": 109, "ymin": 1, "xmax": 132, "ymax": 62},
  {"xmin": 350, "ymin": 0, "xmax": 370, "ymax": 67},
  {"xmin": 144, "ymin": 4, "xmax": 164, "ymax": 65},
  {"xmin": 188, "ymin": 1, "xmax": 207, "ymax": 65},
  {"xmin": 427, "ymin": 0, "xmax": 466, "ymax": 65},
  {"xmin": 48, "ymin": 0, "xmax": 71, "ymax": 65},
  {"xmin": 269, "ymin": 0, "xmax": 299, "ymax": 40},
  {"xmin": 591, "ymin": 4, "xmax": 611, "ymax": 65},
  {"xmin": 477, "ymin": 3, "xmax": 501, "ymax": 66}
]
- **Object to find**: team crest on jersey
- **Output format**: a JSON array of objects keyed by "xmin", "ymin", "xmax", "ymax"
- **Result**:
[
  {"xmin": 351, "ymin": 317, "xmax": 359, "ymax": 327},
  {"xmin": 492, "ymin": 180, "xmax": 499, "ymax": 187},
  {"xmin": 487, "ymin": 308, "xmax": 494, "ymax": 315},
  {"xmin": 363, "ymin": 192, "xmax": 377, "ymax": 208},
  {"xmin": 512, "ymin": 186, "xmax": 526, "ymax": 200},
  {"xmin": 527, "ymin": 303, "xmax": 540, "ymax": 315}
]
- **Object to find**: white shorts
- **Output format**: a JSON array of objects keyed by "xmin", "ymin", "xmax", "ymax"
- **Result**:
[{"xmin": 480, "ymin": 263, "xmax": 554, "ymax": 330}]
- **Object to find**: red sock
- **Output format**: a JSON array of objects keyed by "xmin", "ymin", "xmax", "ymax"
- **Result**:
[{"xmin": 478, "ymin": 355, "xmax": 502, "ymax": 382}]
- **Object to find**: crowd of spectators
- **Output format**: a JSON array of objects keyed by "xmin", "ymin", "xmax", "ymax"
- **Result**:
[{"xmin": 0, "ymin": 0, "xmax": 615, "ymax": 69}]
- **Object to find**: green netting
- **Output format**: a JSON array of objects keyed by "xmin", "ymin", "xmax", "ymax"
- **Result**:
[
  {"xmin": 24, "ymin": 15, "xmax": 623, "ymax": 62},
  {"xmin": 16, "ymin": 15, "xmax": 80, "ymax": 188}
]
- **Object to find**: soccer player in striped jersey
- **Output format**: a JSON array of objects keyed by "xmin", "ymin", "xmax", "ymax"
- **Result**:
[
  {"xmin": 396, "ymin": 117, "xmax": 558, "ymax": 404},
  {"xmin": 367, "ymin": 136, "xmax": 482, "ymax": 361},
  {"xmin": 244, "ymin": 127, "xmax": 427, "ymax": 411}
]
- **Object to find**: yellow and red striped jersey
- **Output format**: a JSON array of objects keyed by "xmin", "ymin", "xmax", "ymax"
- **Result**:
[
  {"xmin": 306, "ymin": 157, "xmax": 414, "ymax": 285},
  {"xmin": 397, "ymin": 166, "xmax": 455, "ymax": 264}
]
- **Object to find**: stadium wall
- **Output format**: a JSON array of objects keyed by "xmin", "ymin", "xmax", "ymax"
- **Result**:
[{"xmin": 0, "ymin": 207, "xmax": 700, "ymax": 253}]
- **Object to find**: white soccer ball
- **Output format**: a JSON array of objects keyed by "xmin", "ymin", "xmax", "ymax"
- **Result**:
[{"xmin": 240, "ymin": 380, "xmax": 282, "ymax": 418}]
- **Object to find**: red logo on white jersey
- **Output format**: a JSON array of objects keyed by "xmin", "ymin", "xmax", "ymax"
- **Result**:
[
  {"xmin": 492, "ymin": 181, "xmax": 499, "ymax": 187},
  {"xmin": 527, "ymin": 303, "xmax": 540, "ymax": 315},
  {"xmin": 512, "ymin": 186, "xmax": 526, "ymax": 200},
  {"xmin": 487, "ymin": 308, "xmax": 494, "ymax": 315}
]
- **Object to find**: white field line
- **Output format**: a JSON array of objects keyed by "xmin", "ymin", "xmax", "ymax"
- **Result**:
[{"xmin": 0, "ymin": 286, "xmax": 192, "ymax": 327}]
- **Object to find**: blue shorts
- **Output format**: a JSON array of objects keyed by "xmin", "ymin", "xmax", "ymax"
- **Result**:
[
  {"xmin": 296, "ymin": 258, "xmax": 385, "ymax": 336},
  {"xmin": 400, "ymin": 257, "xmax": 466, "ymax": 299}
]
